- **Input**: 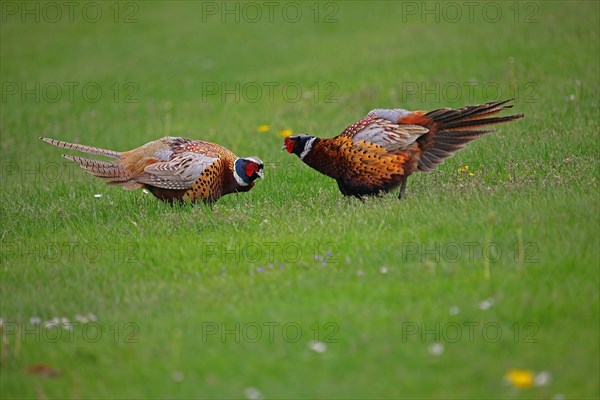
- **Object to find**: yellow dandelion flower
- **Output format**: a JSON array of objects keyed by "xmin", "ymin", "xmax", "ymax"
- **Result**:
[
  {"xmin": 504, "ymin": 369, "xmax": 534, "ymax": 389},
  {"xmin": 458, "ymin": 165, "xmax": 470, "ymax": 173},
  {"xmin": 257, "ymin": 124, "xmax": 270, "ymax": 133},
  {"xmin": 469, "ymin": 172, "xmax": 475, "ymax": 176},
  {"xmin": 278, "ymin": 129, "xmax": 293, "ymax": 137}
]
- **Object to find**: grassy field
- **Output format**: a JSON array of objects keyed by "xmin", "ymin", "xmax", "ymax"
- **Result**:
[{"xmin": 1, "ymin": 1, "xmax": 599, "ymax": 399}]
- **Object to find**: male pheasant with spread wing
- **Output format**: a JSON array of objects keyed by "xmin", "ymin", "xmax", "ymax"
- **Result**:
[
  {"xmin": 284, "ymin": 99, "xmax": 523, "ymax": 199},
  {"xmin": 40, "ymin": 136, "xmax": 264, "ymax": 204}
]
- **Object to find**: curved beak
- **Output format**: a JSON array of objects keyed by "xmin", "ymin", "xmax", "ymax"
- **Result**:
[
  {"xmin": 281, "ymin": 144, "xmax": 286, "ymax": 152},
  {"xmin": 257, "ymin": 168, "xmax": 265, "ymax": 179}
]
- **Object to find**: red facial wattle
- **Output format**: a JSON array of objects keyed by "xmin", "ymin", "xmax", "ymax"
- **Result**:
[
  {"xmin": 245, "ymin": 162, "xmax": 258, "ymax": 177},
  {"xmin": 284, "ymin": 138, "xmax": 294, "ymax": 153}
]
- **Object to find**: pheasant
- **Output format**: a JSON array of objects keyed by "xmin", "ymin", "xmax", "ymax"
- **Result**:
[
  {"xmin": 40, "ymin": 136, "xmax": 264, "ymax": 204},
  {"xmin": 284, "ymin": 99, "xmax": 523, "ymax": 199}
]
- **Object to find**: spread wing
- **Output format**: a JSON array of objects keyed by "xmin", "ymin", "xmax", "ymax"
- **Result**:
[
  {"xmin": 338, "ymin": 110, "xmax": 429, "ymax": 152},
  {"xmin": 135, "ymin": 152, "xmax": 219, "ymax": 190}
]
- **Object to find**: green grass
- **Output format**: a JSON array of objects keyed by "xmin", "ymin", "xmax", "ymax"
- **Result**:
[{"xmin": 1, "ymin": 1, "xmax": 599, "ymax": 399}]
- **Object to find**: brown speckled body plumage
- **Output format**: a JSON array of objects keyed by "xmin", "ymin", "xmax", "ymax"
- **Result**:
[
  {"xmin": 284, "ymin": 99, "xmax": 524, "ymax": 199},
  {"xmin": 40, "ymin": 136, "xmax": 264, "ymax": 204}
]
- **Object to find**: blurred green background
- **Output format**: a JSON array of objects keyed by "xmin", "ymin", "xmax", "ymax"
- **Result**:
[{"xmin": 1, "ymin": 1, "xmax": 598, "ymax": 399}]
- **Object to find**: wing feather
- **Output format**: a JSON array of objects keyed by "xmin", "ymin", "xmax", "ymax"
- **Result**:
[
  {"xmin": 339, "ymin": 111, "xmax": 428, "ymax": 152},
  {"xmin": 136, "ymin": 152, "xmax": 219, "ymax": 190}
]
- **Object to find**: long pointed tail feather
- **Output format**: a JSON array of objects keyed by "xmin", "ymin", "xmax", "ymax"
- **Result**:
[
  {"xmin": 39, "ymin": 137, "xmax": 121, "ymax": 158},
  {"xmin": 442, "ymin": 113, "xmax": 524, "ymax": 130},
  {"xmin": 417, "ymin": 99, "xmax": 524, "ymax": 172},
  {"xmin": 40, "ymin": 136, "xmax": 137, "ymax": 186},
  {"xmin": 61, "ymin": 154, "xmax": 131, "ymax": 182}
]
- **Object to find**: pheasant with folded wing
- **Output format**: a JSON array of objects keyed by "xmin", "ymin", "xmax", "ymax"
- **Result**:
[{"xmin": 40, "ymin": 136, "xmax": 264, "ymax": 204}]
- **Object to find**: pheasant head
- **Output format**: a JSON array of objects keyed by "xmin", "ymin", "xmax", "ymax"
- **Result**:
[
  {"xmin": 233, "ymin": 157, "xmax": 264, "ymax": 186},
  {"xmin": 283, "ymin": 135, "xmax": 317, "ymax": 160}
]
